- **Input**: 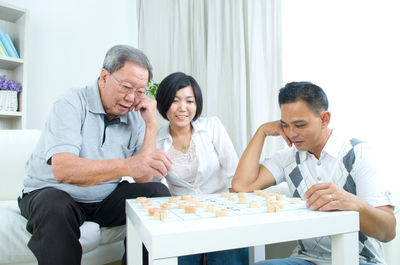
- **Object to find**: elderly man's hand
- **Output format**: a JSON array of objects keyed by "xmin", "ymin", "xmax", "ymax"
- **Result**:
[
  {"xmin": 134, "ymin": 95, "xmax": 157, "ymax": 125},
  {"xmin": 126, "ymin": 149, "xmax": 173, "ymax": 180}
]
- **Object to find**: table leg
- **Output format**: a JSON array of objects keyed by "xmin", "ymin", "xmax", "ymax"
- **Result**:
[
  {"xmin": 331, "ymin": 231, "xmax": 358, "ymax": 265},
  {"xmin": 251, "ymin": 245, "xmax": 266, "ymax": 263},
  {"xmin": 127, "ymin": 217, "xmax": 142, "ymax": 265}
]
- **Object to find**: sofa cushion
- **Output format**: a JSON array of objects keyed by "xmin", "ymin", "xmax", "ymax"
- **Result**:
[
  {"xmin": 0, "ymin": 201, "xmax": 102, "ymax": 264},
  {"xmin": 100, "ymin": 225, "xmax": 126, "ymax": 245}
]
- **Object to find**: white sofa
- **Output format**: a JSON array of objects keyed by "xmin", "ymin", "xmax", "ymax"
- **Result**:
[
  {"xmin": 260, "ymin": 183, "xmax": 399, "ymax": 265},
  {"xmin": 0, "ymin": 129, "xmax": 125, "ymax": 265},
  {"xmin": 2, "ymin": 130, "xmax": 397, "ymax": 265}
]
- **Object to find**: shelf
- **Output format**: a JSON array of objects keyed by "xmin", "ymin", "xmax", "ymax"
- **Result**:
[
  {"xmin": 0, "ymin": 2, "xmax": 27, "ymax": 129},
  {"xmin": 0, "ymin": 3, "xmax": 26, "ymax": 22},
  {"xmin": 0, "ymin": 56, "xmax": 23, "ymax": 70},
  {"xmin": 0, "ymin": 110, "xmax": 22, "ymax": 117}
]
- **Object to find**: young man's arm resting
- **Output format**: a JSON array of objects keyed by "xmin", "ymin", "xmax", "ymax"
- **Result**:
[{"xmin": 233, "ymin": 121, "xmax": 290, "ymax": 192}]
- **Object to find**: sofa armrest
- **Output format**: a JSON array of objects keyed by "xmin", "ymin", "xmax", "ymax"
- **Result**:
[{"xmin": 0, "ymin": 129, "xmax": 41, "ymax": 200}]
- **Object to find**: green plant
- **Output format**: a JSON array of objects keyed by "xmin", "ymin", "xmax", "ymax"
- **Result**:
[{"xmin": 147, "ymin": 80, "xmax": 159, "ymax": 98}]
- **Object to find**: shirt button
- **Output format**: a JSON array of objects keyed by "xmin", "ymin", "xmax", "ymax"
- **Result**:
[
  {"xmin": 317, "ymin": 161, "xmax": 321, "ymax": 166},
  {"xmin": 317, "ymin": 176, "xmax": 322, "ymax": 181}
]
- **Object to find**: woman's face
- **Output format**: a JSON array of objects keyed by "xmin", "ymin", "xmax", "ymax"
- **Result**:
[{"xmin": 166, "ymin": 86, "xmax": 197, "ymax": 128}]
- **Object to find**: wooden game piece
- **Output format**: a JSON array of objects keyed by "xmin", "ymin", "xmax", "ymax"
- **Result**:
[
  {"xmin": 136, "ymin": 197, "xmax": 147, "ymax": 203},
  {"xmin": 141, "ymin": 200, "xmax": 153, "ymax": 209},
  {"xmin": 266, "ymin": 200, "xmax": 275, "ymax": 208},
  {"xmin": 181, "ymin": 194, "xmax": 191, "ymax": 200},
  {"xmin": 249, "ymin": 200, "xmax": 260, "ymax": 208},
  {"xmin": 266, "ymin": 198, "xmax": 277, "ymax": 204},
  {"xmin": 179, "ymin": 202, "xmax": 189, "ymax": 209},
  {"xmin": 267, "ymin": 204, "xmax": 280, "ymax": 213},
  {"xmin": 148, "ymin": 208, "xmax": 160, "ymax": 216},
  {"xmin": 160, "ymin": 203, "xmax": 172, "ymax": 210},
  {"xmin": 277, "ymin": 201, "xmax": 285, "ymax": 209},
  {"xmin": 154, "ymin": 210, "xmax": 168, "ymax": 220},
  {"xmin": 253, "ymin": 190, "xmax": 263, "ymax": 196},
  {"xmin": 290, "ymin": 197, "xmax": 302, "ymax": 204},
  {"xmin": 142, "ymin": 203, "xmax": 153, "ymax": 210},
  {"xmin": 228, "ymin": 194, "xmax": 238, "ymax": 201},
  {"xmin": 168, "ymin": 196, "xmax": 179, "ymax": 203},
  {"xmin": 239, "ymin": 197, "xmax": 249, "ymax": 204},
  {"xmin": 216, "ymin": 209, "xmax": 228, "ymax": 217},
  {"xmin": 187, "ymin": 197, "xmax": 197, "ymax": 203},
  {"xmin": 185, "ymin": 205, "xmax": 197, "ymax": 214},
  {"xmin": 206, "ymin": 205, "xmax": 218, "ymax": 212},
  {"xmin": 221, "ymin": 192, "xmax": 230, "ymax": 198},
  {"xmin": 238, "ymin": 192, "xmax": 247, "ymax": 198},
  {"xmin": 195, "ymin": 200, "xmax": 206, "ymax": 208},
  {"xmin": 265, "ymin": 194, "xmax": 276, "ymax": 201},
  {"xmin": 276, "ymin": 194, "xmax": 286, "ymax": 201}
]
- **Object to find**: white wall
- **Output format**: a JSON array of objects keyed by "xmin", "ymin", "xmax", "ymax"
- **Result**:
[
  {"xmin": 282, "ymin": 1, "xmax": 400, "ymax": 189},
  {"xmin": 2, "ymin": 0, "xmax": 138, "ymax": 129}
]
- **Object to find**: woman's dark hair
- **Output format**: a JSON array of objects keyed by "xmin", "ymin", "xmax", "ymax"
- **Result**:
[
  {"xmin": 156, "ymin": 72, "xmax": 203, "ymax": 121},
  {"xmin": 278, "ymin": 81, "xmax": 329, "ymax": 114}
]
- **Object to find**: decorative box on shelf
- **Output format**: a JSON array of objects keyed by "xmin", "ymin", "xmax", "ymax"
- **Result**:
[
  {"xmin": 0, "ymin": 75, "xmax": 21, "ymax": 112},
  {"xmin": 0, "ymin": 90, "xmax": 18, "ymax": 111}
]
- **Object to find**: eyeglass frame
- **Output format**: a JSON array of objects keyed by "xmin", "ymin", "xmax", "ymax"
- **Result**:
[{"xmin": 109, "ymin": 73, "xmax": 148, "ymax": 98}]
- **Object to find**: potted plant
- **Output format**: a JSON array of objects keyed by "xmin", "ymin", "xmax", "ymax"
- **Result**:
[
  {"xmin": 147, "ymin": 80, "xmax": 159, "ymax": 98},
  {"xmin": 0, "ymin": 75, "xmax": 21, "ymax": 111}
]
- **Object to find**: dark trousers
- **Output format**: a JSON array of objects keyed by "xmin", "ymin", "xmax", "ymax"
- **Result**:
[{"xmin": 18, "ymin": 181, "xmax": 170, "ymax": 265}]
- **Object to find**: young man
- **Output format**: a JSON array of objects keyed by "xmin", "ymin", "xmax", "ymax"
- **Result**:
[
  {"xmin": 233, "ymin": 81, "xmax": 395, "ymax": 265},
  {"xmin": 18, "ymin": 45, "xmax": 172, "ymax": 265}
]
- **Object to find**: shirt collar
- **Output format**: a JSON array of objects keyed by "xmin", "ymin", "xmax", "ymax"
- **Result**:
[
  {"xmin": 191, "ymin": 118, "xmax": 208, "ymax": 133},
  {"xmin": 297, "ymin": 128, "xmax": 344, "ymax": 162},
  {"xmin": 322, "ymin": 128, "xmax": 348, "ymax": 159},
  {"xmin": 157, "ymin": 124, "xmax": 171, "ymax": 141},
  {"xmin": 86, "ymin": 80, "xmax": 128, "ymax": 124},
  {"xmin": 157, "ymin": 118, "xmax": 207, "ymax": 141}
]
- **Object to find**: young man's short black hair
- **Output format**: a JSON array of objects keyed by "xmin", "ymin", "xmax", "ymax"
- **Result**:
[
  {"xmin": 156, "ymin": 72, "xmax": 203, "ymax": 121},
  {"xmin": 278, "ymin": 81, "xmax": 329, "ymax": 114}
]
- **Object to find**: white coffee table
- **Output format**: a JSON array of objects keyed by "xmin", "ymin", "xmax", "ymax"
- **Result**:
[{"xmin": 126, "ymin": 195, "xmax": 359, "ymax": 265}]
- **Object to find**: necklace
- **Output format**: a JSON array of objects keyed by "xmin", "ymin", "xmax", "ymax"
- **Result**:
[{"xmin": 170, "ymin": 125, "xmax": 193, "ymax": 152}]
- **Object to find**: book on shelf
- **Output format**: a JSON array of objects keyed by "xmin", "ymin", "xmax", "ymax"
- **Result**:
[
  {"xmin": 0, "ymin": 27, "xmax": 19, "ymax": 58},
  {"xmin": 0, "ymin": 39, "xmax": 8, "ymax": 57},
  {"xmin": 4, "ymin": 34, "xmax": 19, "ymax": 58}
]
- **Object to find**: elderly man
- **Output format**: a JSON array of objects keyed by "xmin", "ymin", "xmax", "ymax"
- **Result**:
[
  {"xmin": 18, "ymin": 45, "xmax": 172, "ymax": 265},
  {"xmin": 233, "ymin": 81, "xmax": 395, "ymax": 265}
]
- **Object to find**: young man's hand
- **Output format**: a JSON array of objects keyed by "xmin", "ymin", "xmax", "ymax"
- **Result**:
[{"xmin": 259, "ymin": 121, "xmax": 292, "ymax": 147}]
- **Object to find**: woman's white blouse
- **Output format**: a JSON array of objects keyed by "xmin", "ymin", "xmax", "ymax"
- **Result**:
[
  {"xmin": 157, "ymin": 117, "xmax": 238, "ymax": 196},
  {"xmin": 167, "ymin": 139, "xmax": 198, "ymax": 184}
]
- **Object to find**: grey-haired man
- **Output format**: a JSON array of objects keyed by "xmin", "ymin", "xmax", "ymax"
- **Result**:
[{"xmin": 19, "ymin": 45, "xmax": 172, "ymax": 265}]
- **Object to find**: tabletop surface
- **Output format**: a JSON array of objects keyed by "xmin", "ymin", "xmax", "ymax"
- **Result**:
[{"xmin": 126, "ymin": 192, "xmax": 359, "ymax": 259}]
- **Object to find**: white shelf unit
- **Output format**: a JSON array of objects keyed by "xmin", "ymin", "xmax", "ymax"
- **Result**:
[{"xmin": 0, "ymin": 2, "xmax": 28, "ymax": 129}]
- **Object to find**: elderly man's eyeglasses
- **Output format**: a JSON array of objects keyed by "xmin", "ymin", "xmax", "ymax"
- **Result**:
[{"xmin": 110, "ymin": 74, "xmax": 147, "ymax": 98}]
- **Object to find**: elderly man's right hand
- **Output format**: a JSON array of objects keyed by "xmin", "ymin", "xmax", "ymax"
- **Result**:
[
  {"xmin": 126, "ymin": 149, "xmax": 173, "ymax": 180},
  {"xmin": 134, "ymin": 95, "xmax": 157, "ymax": 126}
]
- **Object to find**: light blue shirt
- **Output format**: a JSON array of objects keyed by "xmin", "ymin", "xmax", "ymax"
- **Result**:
[{"xmin": 23, "ymin": 81, "xmax": 145, "ymax": 202}]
